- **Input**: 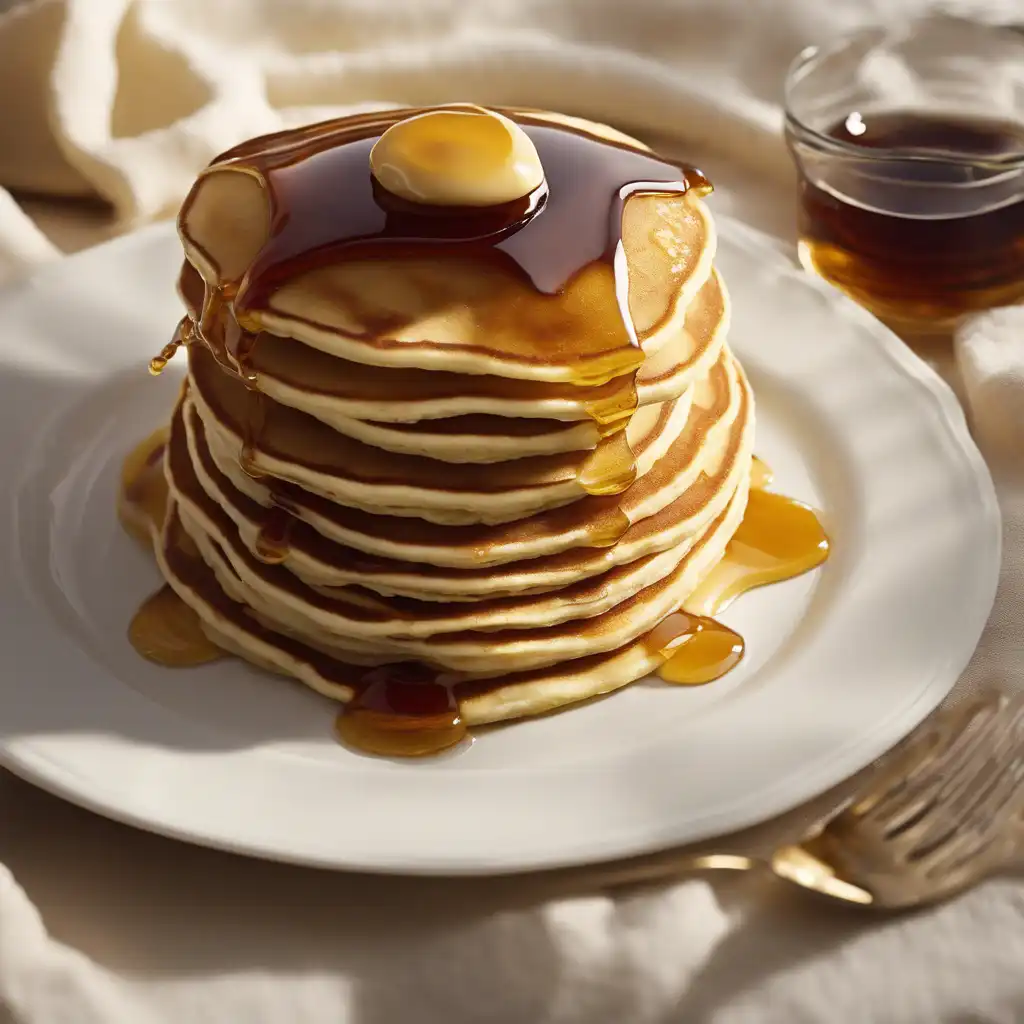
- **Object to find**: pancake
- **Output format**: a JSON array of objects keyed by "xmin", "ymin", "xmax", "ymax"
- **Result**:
[
  {"xmin": 189, "ymin": 342, "xmax": 694, "ymax": 524},
  {"xmin": 179, "ymin": 112, "xmax": 717, "ymax": 383},
  {"xmin": 175, "ymin": 350, "xmax": 751, "ymax": 598},
  {"xmin": 155, "ymin": 352, "xmax": 752, "ymax": 676},
  {"xmin": 155, "ymin": 470, "xmax": 746, "ymax": 683},
  {"xmin": 182, "ymin": 348, "xmax": 744, "ymax": 570},
  {"xmin": 169, "ymin": 390, "xmax": 752, "ymax": 637},
  {"xmin": 124, "ymin": 104, "xmax": 763, "ymax": 745}
]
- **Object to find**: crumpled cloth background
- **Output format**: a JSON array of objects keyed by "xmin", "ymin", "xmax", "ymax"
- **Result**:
[{"xmin": 0, "ymin": 1, "xmax": 1021, "ymax": 1021}]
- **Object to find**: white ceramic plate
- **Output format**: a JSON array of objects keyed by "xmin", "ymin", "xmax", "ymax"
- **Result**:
[{"xmin": 0, "ymin": 218, "xmax": 1000, "ymax": 874}]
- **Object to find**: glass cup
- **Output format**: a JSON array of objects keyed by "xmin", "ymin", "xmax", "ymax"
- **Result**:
[{"xmin": 784, "ymin": 16, "xmax": 1024, "ymax": 337}]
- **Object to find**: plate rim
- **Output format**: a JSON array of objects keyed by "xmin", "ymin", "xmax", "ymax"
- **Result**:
[{"xmin": 0, "ymin": 217, "xmax": 1002, "ymax": 875}]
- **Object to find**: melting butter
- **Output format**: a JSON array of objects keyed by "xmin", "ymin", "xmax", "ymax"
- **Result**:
[{"xmin": 370, "ymin": 106, "xmax": 545, "ymax": 206}]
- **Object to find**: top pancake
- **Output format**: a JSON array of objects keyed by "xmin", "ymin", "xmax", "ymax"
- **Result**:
[{"xmin": 178, "ymin": 109, "xmax": 718, "ymax": 384}]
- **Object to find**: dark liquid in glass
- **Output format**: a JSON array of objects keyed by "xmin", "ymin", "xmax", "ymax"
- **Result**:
[{"xmin": 796, "ymin": 110, "xmax": 1024, "ymax": 329}]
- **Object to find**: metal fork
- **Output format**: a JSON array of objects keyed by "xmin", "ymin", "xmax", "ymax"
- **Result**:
[{"xmin": 566, "ymin": 689, "xmax": 1024, "ymax": 910}]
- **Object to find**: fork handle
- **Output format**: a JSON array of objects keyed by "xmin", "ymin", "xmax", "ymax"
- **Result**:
[{"xmin": 554, "ymin": 851, "xmax": 758, "ymax": 896}]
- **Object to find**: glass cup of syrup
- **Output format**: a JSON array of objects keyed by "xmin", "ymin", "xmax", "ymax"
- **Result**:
[{"xmin": 785, "ymin": 16, "xmax": 1024, "ymax": 337}]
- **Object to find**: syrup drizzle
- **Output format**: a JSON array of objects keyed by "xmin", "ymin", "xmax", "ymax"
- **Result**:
[
  {"xmin": 334, "ymin": 663, "xmax": 467, "ymax": 757},
  {"xmin": 684, "ymin": 484, "xmax": 831, "ymax": 618},
  {"xmin": 163, "ymin": 271, "xmax": 288, "ymax": 562},
  {"xmin": 645, "ymin": 611, "xmax": 745, "ymax": 685},
  {"xmin": 128, "ymin": 583, "xmax": 224, "ymax": 667},
  {"xmin": 650, "ymin": 456, "xmax": 829, "ymax": 686},
  {"xmin": 148, "ymin": 330, "xmax": 184, "ymax": 377},
  {"xmin": 577, "ymin": 431, "xmax": 639, "ymax": 496},
  {"xmin": 119, "ymin": 435, "xmax": 224, "ymax": 667},
  {"xmin": 581, "ymin": 506, "xmax": 633, "ymax": 549},
  {"xmin": 117, "ymin": 426, "xmax": 169, "ymax": 546},
  {"xmin": 254, "ymin": 503, "xmax": 294, "ymax": 565}
]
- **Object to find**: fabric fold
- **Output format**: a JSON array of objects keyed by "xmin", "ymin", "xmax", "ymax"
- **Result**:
[{"xmin": 0, "ymin": 1, "xmax": 1019, "ymax": 1022}]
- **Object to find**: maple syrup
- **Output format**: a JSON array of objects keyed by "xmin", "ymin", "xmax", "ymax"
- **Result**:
[
  {"xmin": 794, "ymin": 110, "xmax": 1024, "ymax": 329},
  {"xmin": 645, "ymin": 611, "xmax": 744, "ymax": 685},
  {"xmin": 117, "ymin": 427, "xmax": 169, "ymax": 546},
  {"xmin": 648, "ymin": 457, "xmax": 829, "ymax": 686},
  {"xmin": 580, "ymin": 506, "xmax": 633, "ymax": 549},
  {"xmin": 205, "ymin": 108, "xmax": 710, "ymax": 333},
  {"xmin": 148, "ymin": 330, "xmax": 184, "ymax": 377},
  {"xmin": 335, "ymin": 663, "xmax": 467, "ymax": 757},
  {"xmin": 685, "ymin": 475, "xmax": 830, "ymax": 618},
  {"xmin": 128, "ymin": 584, "xmax": 224, "ymax": 667},
  {"xmin": 749, "ymin": 454, "xmax": 773, "ymax": 491},
  {"xmin": 583, "ymin": 380, "xmax": 642, "ymax": 438},
  {"xmin": 254, "ymin": 504, "xmax": 293, "ymax": 564},
  {"xmin": 577, "ymin": 431, "xmax": 638, "ymax": 496},
  {"xmin": 120, "ymin": 430, "xmax": 225, "ymax": 666}
]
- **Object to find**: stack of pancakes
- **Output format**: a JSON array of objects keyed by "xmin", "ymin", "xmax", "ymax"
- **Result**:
[{"xmin": 149, "ymin": 110, "xmax": 755, "ymax": 725}]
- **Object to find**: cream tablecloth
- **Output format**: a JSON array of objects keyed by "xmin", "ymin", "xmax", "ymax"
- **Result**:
[{"xmin": 0, "ymin": 1, "xmax": 1022, "ymax": 1021}]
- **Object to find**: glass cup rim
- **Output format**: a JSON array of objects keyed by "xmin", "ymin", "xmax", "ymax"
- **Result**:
[{"xmin": 783, "ymin": 16, "xmax": 1024, "ymax": 173}]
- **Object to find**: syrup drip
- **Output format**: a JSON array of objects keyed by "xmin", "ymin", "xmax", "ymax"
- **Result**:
[
  {"xmin": 117, "ymin": 428, "xmax": 169, "ymax": 546},
  {"xmin": 254, "ymin": 503, "xmax": 294, "ymax": 564},
  {"xmin": 148, "ymin": 329, "xmax": 184, "ymax": 376},
  {"xmin": 583, "ymin": 379, "xmax": 639, "ymax": 440},
  {"xmin": 645, "ymin": 611, "xmax": 745, "ymax": 685},
  {"xmin": 230, "ymin": 323, "xmax": 260, "ymax": 384},
  {"xmin": 119, "ymin": 432, "xmax": 226, "ymax": 666},
  {"xmin": 576, "ymin": 376, "xmax": 640, "ymax": 492},
  {"xmin": 238, "ymin": 390, "xmax": 267, "ymax": 479},
  {"xmin": 235, "ymin": 388, "xmax": 293, "ymax": 562},
  {"xmin": 335, "ymin": 663, "xmax": 467, "ymax": 757},
  {"xmin": 198, "ymin": 285, "xmax": 267, "ymax": 487},
  {"xmin": 165, "ymin": 266, "xmax": 288, "ymax": 558},
  {"xmin": 749, "ymin": 454, "xmax": 773, "ymax": 490},
  {"xmin": 128, "ymin": 584, "xmax": 224, "ymax": 667},
  {"xmin": 578, "ymin": 432, "xmax": 638, "ymax": 496},
  {"xmin": 581, "ymin": 506, "xmax": 633, "ymax": 548},
  {"xmin": 684, "ymin": 463, "xmax": 831, "ymax": 617},
  {"xmin": 649, "ymin": 456, "xmax": 828, "ymax": 686}
]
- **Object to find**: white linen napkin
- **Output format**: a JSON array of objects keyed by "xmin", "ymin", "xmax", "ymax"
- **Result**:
[{"xmin": 0, "ymin": 1, "xmax": 1022, "ymax": 1022}]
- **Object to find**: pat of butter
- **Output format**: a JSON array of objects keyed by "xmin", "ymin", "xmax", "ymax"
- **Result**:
[{"xmin": 370, "ymin": 107, "xmax": 544, "ymax": 207}]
